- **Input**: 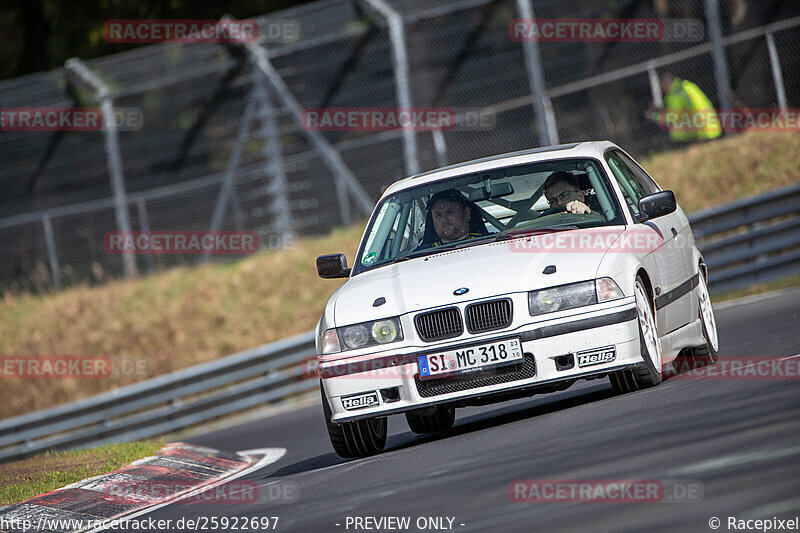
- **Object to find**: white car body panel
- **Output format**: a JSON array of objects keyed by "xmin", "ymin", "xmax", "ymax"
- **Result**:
[
  {"xmin": 316, "ymin": 141, "xmax": 708, "ymax": 423},
  {"xmin": 331, "ymin": 228, "xmax": 620, "ymax": 328}
]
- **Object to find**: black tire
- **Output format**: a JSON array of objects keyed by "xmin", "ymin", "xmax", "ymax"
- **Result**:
[
  {"xmin": 610, "ymin": 276, "xmax": 663, "ymax": 394},
  {"xmin": 405, "ymin": 406, "xmax": 456, "ymax": 434},
  {"xmin": 320, "ymin": 383, "xmax": 387, "ymax": 458}
]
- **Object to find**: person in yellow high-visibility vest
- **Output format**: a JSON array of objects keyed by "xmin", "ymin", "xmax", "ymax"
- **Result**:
[{"xmin": 649, "ymin": 73, "xmax": 723, "ymax": 142}]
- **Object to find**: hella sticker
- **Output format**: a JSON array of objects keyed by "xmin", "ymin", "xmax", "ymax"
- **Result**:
[
  {"xmin": 577, "ymin": 346, "xmax": 616, "ymax": 367},
  {"xmin": 341, "ymin": 391, "xmax": 380, "ymax": 411}
]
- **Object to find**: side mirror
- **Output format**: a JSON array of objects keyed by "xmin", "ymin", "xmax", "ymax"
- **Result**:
[
  {"xmin": 317, "ymin": 254, "xmax": 350, "ymax": 279},
  {"xmin": 638, "ymin": 190, "xmax": 676, "ymax": 220}
]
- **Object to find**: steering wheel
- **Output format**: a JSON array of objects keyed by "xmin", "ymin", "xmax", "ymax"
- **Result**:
[{"xmin": 539, "ymin": 205, "xmax": 567, "ymax": 217}]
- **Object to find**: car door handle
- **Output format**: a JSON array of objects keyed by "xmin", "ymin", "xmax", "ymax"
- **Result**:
[{"xmin": 671, "ymin": 227, "xmax": 678, "ymax": 238}]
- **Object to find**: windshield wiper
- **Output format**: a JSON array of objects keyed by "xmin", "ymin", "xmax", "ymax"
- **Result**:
[
  {"xmin": 393, "ymin": 236, "xmax": 493, "ymax": 263},
  {"xmin": 392, "ymin": 250, "xmax": 432, "ymax": 263},
  {"xmin": 494, "ymin": 226, "xmax": 578, "ymax": 241}
]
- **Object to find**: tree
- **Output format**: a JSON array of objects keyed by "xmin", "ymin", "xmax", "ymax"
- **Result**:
[{"xmin": 0, "ymin": 0, "xmax": 312, "ymax": 80}]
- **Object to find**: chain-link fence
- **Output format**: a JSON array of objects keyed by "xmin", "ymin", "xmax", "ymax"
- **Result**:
[{"xmin": 1, "ymin": 0, "xmax": 798, "ymax": 293}]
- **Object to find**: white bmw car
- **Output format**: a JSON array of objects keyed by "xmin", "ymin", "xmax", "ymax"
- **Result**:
[{"xmin": 315, "ymin": 141, "xmax": 719, "ymax": 458}]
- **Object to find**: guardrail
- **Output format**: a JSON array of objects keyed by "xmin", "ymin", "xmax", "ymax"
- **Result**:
[
  {"xmin": 1, "ymin": 185, "xmax": 799, "ymax": 462},
  {"xmin": 0, "ymin": 332, "xmax": 318, "ymax": 463},
  {"xmin": 689, "ymin": 183, "xmax": 800, "ymax": 295}
]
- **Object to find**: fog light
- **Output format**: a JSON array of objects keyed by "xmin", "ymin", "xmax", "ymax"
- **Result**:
[{"xmin": 380, "ymin": 387, "xmax": 400, "ymax": 402}]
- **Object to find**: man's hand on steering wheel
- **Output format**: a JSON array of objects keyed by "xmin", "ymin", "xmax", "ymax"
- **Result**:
[
  {"xmin": 564, "ymin": 200, "xmax": 591, "ymax": 214},
  {"xmin": 539, "ymin": 205, "xmax": 567, "ymax": 216}
]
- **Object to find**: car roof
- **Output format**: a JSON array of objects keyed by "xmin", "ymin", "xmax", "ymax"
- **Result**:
[{"xmin": 381, "ymin": 140, "xmax": 619, "ymax": 198}]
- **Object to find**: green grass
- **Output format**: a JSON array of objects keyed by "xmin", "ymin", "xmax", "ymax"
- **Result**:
[
  {"xmin": 713, "ymin": 273, "xmax": 800, "ymax": 303},
  {"xmin": 0, "ymin": 440, "xmax": 164, "ymax": 506},
  {"xmin": 637, "ymin": 131, "xmax": 800, "ymax": 214},
  {"xmin": 0, "ymin": 131, "xmax": 798, "ymax": 419}
]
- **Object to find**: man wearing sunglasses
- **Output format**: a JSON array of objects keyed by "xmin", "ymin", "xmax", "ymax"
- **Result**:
[{"xmin": 542, "ymin": 171, "xmax": 595, "ymax": 215}]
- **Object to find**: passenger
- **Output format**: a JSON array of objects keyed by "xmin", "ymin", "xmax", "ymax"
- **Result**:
[{"xmin": 542, "ymin": 172, "xmax": 595, "ymax": 215}]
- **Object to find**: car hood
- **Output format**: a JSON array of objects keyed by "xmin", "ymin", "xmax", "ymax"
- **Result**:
[{"xmin": 333, "ymin": 227, "xmax": 625, "ymax": 326}]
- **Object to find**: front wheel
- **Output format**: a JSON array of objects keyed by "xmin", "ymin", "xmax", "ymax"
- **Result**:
[
  {"xmin": 320, "ymin": 383, "xmax": 387, "ymax": 458},
  {"xmin": 689, "ymin": 269, "xmax": 719, "ymax": 366},
  {"xmin": 610, "ymin": 276, "xmax": 663, "ymax": 394},
  {"xmin": 405, "ymin": 406, "xmax": 455, "ymax": 434}
]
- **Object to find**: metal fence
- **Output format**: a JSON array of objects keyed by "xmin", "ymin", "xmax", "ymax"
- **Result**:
[
  {"xmin": 0, "ymin": 0, "xmax": 798, "ymax": 294},
  {"xmin": 0, "ymin": 183, "xmax": 798, "ymax": 462}
]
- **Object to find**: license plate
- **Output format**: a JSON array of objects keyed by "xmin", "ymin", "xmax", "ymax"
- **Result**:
[{"xmin": 418, "ymin": 338, "xmax": 523, "ymax": 379}]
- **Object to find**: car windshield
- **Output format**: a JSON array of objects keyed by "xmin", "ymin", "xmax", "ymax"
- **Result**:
[{"xmin": 353, "ymin": 158, "xmax": 624, "ymax": 274}]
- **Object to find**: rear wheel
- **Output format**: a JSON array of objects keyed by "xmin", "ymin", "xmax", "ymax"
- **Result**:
[
  {"xmin": 610, "ymin": 276, "xmax": 663, "ymax": 394},
  {"xmin": 320, "ymin": 384, "xmax": 387, "ymax": 458},
  {"xmin": 405, "ymin": 406, "xmax": 456, "ymax": 434}
]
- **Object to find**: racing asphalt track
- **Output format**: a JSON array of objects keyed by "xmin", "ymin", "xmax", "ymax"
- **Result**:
[{"xmin": 148, "ymin": 288, "xmax": 800, "ymax": 533}]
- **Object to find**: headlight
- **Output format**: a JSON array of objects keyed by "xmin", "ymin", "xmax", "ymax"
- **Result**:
[
  {"xmin": 330, "ymin": 317, "xmax": 404, "ymax": 352},
  {"xmin": 371, "ymin": 319, "xmax": 399, "ymax": 343},
  {"xmin": 528, "ymin": 278, "xmax": 623, "ymax": 316},
  {"xmin": 342, "ymin": 324, "xmax": 370, "ymax": 349},
  {"xmin": 532, "ymin": 288, "xmax": 563, "ymax": 314}
]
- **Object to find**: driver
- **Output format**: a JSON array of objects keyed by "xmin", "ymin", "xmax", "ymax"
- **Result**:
[
  {"xmin": 542, "ymin": 172, "xmax": 595, "ymax": 215},
  {"xmin": 427, "ymin": 189, "xmax": 484, "ymax": 246}
]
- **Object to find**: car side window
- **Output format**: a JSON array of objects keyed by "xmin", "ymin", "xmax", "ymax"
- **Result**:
[
  {"xmin": 615, "ymin": 151, "xmax": 660, "ymax": 196},
  {"xmin": 605, "ymin": 151, "xmax": 650, "ymax": 217}
]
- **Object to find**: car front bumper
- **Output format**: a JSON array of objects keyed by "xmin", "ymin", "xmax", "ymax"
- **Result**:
[{"xmin": 320, "ymin": 300, "xmax": 641, "ymax": 423}]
